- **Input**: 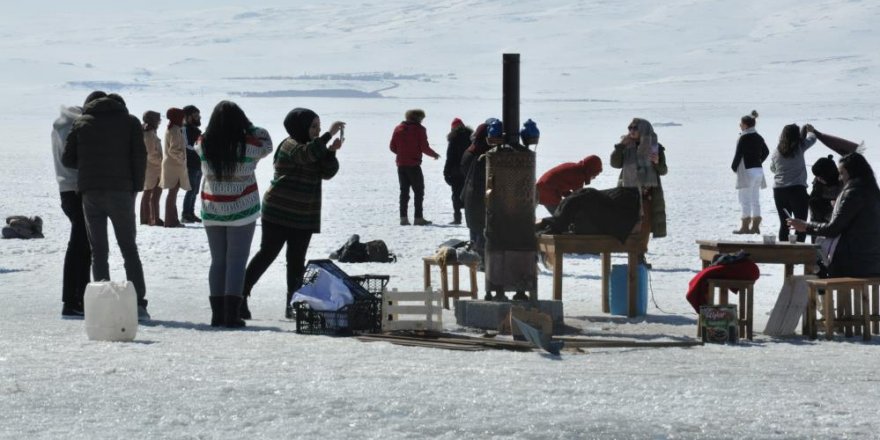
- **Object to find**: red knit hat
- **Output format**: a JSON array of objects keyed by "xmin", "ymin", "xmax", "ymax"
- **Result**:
[{"xmin": 451, "ymin": 117, "xmax": 463, "ymax": 129}]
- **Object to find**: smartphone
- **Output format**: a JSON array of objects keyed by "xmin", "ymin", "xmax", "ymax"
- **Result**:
[{"xmin": 340, "ymin": 127, "xmax": 345, "ymax": 142}]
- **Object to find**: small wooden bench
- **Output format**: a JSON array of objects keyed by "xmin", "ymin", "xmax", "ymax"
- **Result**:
[
  {"xmin": 422, "ymin": 256, "xmax": 479, "ymax": 309},
  {"xmin": 537, "ymin": 234, "xmax": 646, "ymax": 317},
  {"xmin": 697, "ymin": 279, "xmax": 755, "ymax": 340},
  {"xmin": 805, "ymin": 278, "xmax": 872, "ymax": 341}
]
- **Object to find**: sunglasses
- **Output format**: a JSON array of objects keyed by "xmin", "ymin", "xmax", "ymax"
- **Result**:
[{"xmin": 627, "ymin": 125, "xmax": 638, "ymax": 131}]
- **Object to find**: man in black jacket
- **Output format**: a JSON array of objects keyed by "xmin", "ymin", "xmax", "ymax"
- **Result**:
[
  {"xmin": 181, "ymin": 105, "xmax": 202, "ymax": 223},
  {"xmin": 62, "ymin": 91, "xmax": 150, "ymax": 320}
]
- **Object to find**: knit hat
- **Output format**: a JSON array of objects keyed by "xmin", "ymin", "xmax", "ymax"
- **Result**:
[
  {"xmin": 486, "ymin": 118, "xmax": 503, "ymax": 145},
  {"xmin": 520, "ymin": 119, "xmax": 540, "ymax": 146},
  {"xmin": 283, "ymin": 107, "xmax": 319, "ymax": 144},
  {"xmin": 451, "ymin": 118, "xmax": 463, "ymax": 129},
  {"xmin": 166, "ymin": 108, "xmax": 185, "ymax": 128},
  {"xmin": 811, "ymin": 155, "xmax": 839, "ymax": 184}
]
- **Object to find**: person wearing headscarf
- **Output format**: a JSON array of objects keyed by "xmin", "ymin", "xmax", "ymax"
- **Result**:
[
  {"xmin": 242, "ymin": 108, "xmax": 345, "ymax": 319},
  {"xmin": 160, "ymin": 107, "xmax": 191, "ymax": 227},
  {"xmin": 610, "ymin": 118, "xmax": 667, "ymax": 266}
]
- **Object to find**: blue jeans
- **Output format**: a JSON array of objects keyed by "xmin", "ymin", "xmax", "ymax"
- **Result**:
[{"xmin": 182, "ymin": 168, "xmax": 202, "ymax": 216}]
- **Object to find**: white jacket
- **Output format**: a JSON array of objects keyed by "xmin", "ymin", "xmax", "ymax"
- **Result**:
[{"xmin": 52, "ymin": 105, "xmax": 82, "ymax": 192}]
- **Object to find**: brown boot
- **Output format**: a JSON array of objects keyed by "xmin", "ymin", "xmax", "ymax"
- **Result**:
[
  {"xmin": 732, "ymin": 217, "xmax": 751, "ymax": 234},
  {"xmin": 749, "ymin": 216, "xmax": 762, "ymax": 234}
]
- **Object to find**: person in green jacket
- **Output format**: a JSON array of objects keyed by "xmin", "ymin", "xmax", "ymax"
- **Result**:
[{"xmin": 242, "ymin": 108, "xmax": 345, "ymax": 319}]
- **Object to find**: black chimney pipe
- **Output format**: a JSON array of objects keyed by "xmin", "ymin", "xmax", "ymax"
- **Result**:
[{"xmin": 502, "ymin": 53, "xmax": 520, "ymax": 147}]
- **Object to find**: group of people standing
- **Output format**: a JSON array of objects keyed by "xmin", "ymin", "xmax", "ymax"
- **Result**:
[
  {"xmin": 53, "ymin": 91, "xmax": 345, "ymax": 327},
  {"xmin": 51, "ymin": 92, "xmax": 880, "ymax": 326},
  {"xmin": 140, "ymin": 105, "xmax": 204, "ymax": 227},
  {"xmin": 728, "ymin": 110, "xmax": 880, "ymax": 278}
]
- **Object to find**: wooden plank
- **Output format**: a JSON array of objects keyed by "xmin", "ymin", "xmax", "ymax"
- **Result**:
[
  {"xmin": 386, "ymin": 291, "xmax": 442, "ymax": 302},
  {"xmin": 385, "ymin": 305, "xmax": 441, "ymax": 315},
  {"xmin": 552, "ymin": 336, "xmax": 702, "ymax": 348},
  {"xmin": 383, "ymin": 321, "xmax": 442, "ymax": 332}
]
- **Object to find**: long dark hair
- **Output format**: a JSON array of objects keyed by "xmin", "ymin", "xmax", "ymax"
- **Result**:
[
  {"xmin": 201, "ymin": 101, "xmax": 251, "ymax": 180},
  {"xmin": 839, "ymin": 152, "xmax": 879, "ymax": 192},
  {"xmin": 777, "ymin": 124, "xmax": 801, "ymax": 158}
]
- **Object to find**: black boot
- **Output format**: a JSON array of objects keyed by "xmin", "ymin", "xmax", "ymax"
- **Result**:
[
  {"xmin": 285, "ymin": 291, "xmax": 294, "ymax": 319},
  {"xmin": 240, "ymin": 295, "xmax": 252, "ymax": 320},
  {"xmin": 209, "ymin": 296, "xmax": 223, "ymax": 327},
  {"xmin": 223, "ymin": 296, "xmax": 246, "ymax": 328},
  {"xmin": 451, "ymin": 211, "xmax": 462, "ymax": 225}
]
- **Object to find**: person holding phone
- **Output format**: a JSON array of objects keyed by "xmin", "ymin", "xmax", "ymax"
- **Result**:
[
  {"xmin": 242, "ymin": 107, "xmax": 344, "ymax": 319},
  {"xmin": 610, "ymin": 118, "xmax": 667, "ymax": 268},
  {"xmin": 788, "ymin": 153, "xmax": 880, "ymax": 277},
  {"xmin": 730, "ymin": 110, "xmax": 769, "ymax": 234}
]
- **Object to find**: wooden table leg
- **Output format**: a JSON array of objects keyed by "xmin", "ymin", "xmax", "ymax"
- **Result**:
[
  {"xmin": 552, "ymin": 248, "xmax": 563, "ymax": 301},
  {"xmin": 601, "ymin": 252, "xmax": 610, "ymax": 313},
  {"xmin": 452, "ymin": 264, "xmax": 460, "ymax": 294},
  {"xmin": 440, "ymin": 265, "xmax": 452, "ymax": 309},
  {"xmin": 469, "ymin": 264, "xmax": 478, "ymax": 300},
  {"xmin": 627, "ymin": 252, "xmax": 638, "ymax": 317},
  {"xmin": 806, "ymin": 285, "xmax": 817, "ymax": 339},
  {"xmin": 423, "ymin": 260, "xmax": 431, "ymax": 291},
  {"xmin": 824, "ymin": 288, "xmax": 835, "ymax": 340},
  {"xmin": 784, "ymin": 264, "xmax": 794, "ymax": 280}
]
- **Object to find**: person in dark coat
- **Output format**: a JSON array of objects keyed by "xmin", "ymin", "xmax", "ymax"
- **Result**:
[
  {"xmin": 460, "ymin": 121, "xmax": 491, "ymax": 263},
  {"xmin": 62, "ymin": 91, "xmax": 150, "ymax": 320},
  {"xmin": 389, "ymin": 109, "xmax": 440, "ymax": 226},
  {"xmin": 730, "ymin": 110, "xmax": 769, "ymax": 234},
  {"xmin": 789, "ymin": 152, "xmax": 880, "ymax": 277},
  {"xmin": 443, "ymin": 118, "xmax": 472, "ymax": 224},
  {"xmin": 181, "ymin": 105, "xmax": 203, "ymax": 223}
]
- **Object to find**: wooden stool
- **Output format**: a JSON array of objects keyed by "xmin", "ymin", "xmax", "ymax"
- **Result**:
[
  {"xmin": 805, "ymin": 278, "xmax": 871, "ymax": 341},
  {"xmin": 697, "ymin": 279, "xmax": 754, "ymax": 340},
  {"xmin": 422, "ymin": 256, "xmax": 478, "ymax": 309}
]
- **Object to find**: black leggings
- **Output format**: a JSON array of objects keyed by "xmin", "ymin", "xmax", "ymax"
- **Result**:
[
  {"xmin": 243, "ymin": 221, "xmax": 313, "ymax": 298},
  {"xmin": 773, "ymin": 185, "xmax": 809, "ymax": 242}
]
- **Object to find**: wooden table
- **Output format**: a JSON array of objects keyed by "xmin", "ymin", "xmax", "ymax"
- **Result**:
[
  {"xmin": 697, "ymin": 240, "xmax": 820, "ymax": 336},
  {"xmin": 696, "ymin": 240, "xmax": 819, "ymax": 277},
  {"xmin": 538, "ymin": 234, "xmax": 646, "ymax": 317}
]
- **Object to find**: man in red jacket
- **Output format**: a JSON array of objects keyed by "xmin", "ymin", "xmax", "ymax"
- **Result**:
[
  {"xmin": 536, "ymin": 155, "xmax": 603, "ymax": 214},
  {"xmin": 390, "ymin": 109, "xmax": 440, "ymax": 225}
]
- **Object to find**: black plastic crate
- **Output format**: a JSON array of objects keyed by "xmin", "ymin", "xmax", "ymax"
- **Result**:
[{"xmin": 293, "ymin": 261, "xmax": 389, "ymax": 335}]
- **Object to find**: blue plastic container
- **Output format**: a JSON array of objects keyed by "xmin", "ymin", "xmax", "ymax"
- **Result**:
[{"xmin": 609, "ymin": 264, "xmax": 649, "ymax": 316}]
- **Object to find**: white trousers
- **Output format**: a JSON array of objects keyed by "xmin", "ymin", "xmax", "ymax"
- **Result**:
[{"xmin": 737, "ymin": 168, "xmax": 764, "ymax": 218}]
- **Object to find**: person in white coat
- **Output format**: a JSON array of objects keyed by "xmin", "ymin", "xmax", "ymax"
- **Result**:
[{"xmin": 160, "ymin": 107, "xmax": 191, "ymax": 227}]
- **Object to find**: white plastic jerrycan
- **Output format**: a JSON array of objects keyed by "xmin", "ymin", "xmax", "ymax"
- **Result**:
[{"xmin": 84, "ymin": 281, "xmax": 138, "ymax": 342}]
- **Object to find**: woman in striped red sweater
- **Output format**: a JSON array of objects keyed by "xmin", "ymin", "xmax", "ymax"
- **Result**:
[
  {"xmin": 243, "ymin": 107, "xmax": 345, "ymax": 319},
  {"xmin": 195, "ymin": 101, "xmax": 273, "ymax": 328}
]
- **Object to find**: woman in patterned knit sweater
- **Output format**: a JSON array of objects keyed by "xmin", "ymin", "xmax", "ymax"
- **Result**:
[
  {"xmin": 242, "ymin": 107, "xmax": 345, "ymax": 319},
  {"xmin": 195, "ymin": 101, "xmax": 273, "ymax": 328}
]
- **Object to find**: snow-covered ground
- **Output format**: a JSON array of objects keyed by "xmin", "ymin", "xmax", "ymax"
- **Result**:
[{"xmin": 1, "ymin": 1, "xmax": 879, "ymax": 438}]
